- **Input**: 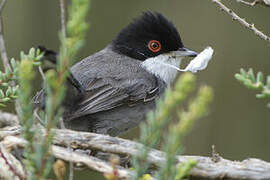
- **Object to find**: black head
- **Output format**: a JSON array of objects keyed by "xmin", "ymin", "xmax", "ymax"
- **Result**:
[{"xmin": 111, "ymin": 12, "xmax": 184, "ymax": 61}]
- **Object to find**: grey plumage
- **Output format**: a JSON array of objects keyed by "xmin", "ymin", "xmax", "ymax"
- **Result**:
[{"xmin": 34, "ymin": 45, "xmax": 166, "ymax": 136}]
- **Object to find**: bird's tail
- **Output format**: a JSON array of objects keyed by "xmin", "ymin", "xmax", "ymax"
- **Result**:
[
  {"xmin": 38, "ymin": 45, "xmax": 58, "ymax": 64},
  {"xmin": 33, "ymin": 46, "xmax": 85, "ymax": 110}
]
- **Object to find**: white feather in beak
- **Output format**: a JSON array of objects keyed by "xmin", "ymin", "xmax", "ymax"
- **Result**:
[
  {"xmin": 157, "ymin": 46, "xmax": 214, "ymax": 73},
  {"xmin": 141, "ymin": 47, "xmax": 213, "ymax": 85}
]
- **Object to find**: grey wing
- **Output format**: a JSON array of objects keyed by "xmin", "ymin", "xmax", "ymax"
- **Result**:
[
  {"xmin": 66, "ymin": 74, "xmax": 160, "ymax": 120},
  {"xmin": 65, "ymin": 50, "xmax": 162, "ymax": 120}
]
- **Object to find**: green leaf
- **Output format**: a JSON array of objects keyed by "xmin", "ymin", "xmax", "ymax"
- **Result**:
[
  {"xmin": 236, "ymin": 69, "xmax": 270, "ymax": 99},
  {"xmin": 0, "ymin": 90, "xmax": 4, "ymax": 98},
  {"xmin": 6, "ymin": 86, "xmax": 12, "ymax": 97},
  {"xmin": 240, "ymin": 68, "xmax": 246, "ymax": 75},
  {"xmin": 20, "ymin": 51, "xmax": 26, "ymax": 60},
  {"xmin": 6, "ymin": 66, "xmax": 12, "ymax": 75},
  {"xmin": 247, "ymin": 68, "xmax": 255, "ymax": 83},
  {"xmin": 256, "ymin": 94, "xmax": 266, "ymax": 99},
  {"xmin": 0, "ymin": 71, "xmax": 3, "ymax": 80},
  {"xmin": 10, "ymin": 58, "xmax": 17, "ymax": 69},
  {"xmin": 36, "ymin": 48, "xmax": 41, "ymax": 55},
  {"xmin": 267, "ymin": 76, "xmax": 270, "ymax": 89},
  {"xmin": 256, "ymin": 82, "xmax": 264, "ymax": 89},
  {"xmin": 36, "ymin": 54, "xmax": 43, "ymax": 61},
  {"xmin": 29, "ymin": 48, "xmax": 36, "ymax": 60},
  {"xmin": 1, "ymin": 82, "xmax": 8, "ymax": 87},
  {"xmin": 1, "ymin": 97, "xmax": 10, "ymax": 102},
  {"xmin": 33, "ymin": 62, "xmax": 41, "ymax": 66},
  {"xmin": 0, "ymin": 103, "xmax": 6, "ymax": 107},
  {"xmin": 175, "ymin": 159, "xmax": 197, "ymax": 180},
  {"xmin": 235, "ymin": 74, "xmax": 244, "ymax": 82},
  {"xmin": 10, "ymin": 95, "xmax": 18, "ymax": 99},
  {"xmin": 257, "ymin": 72, "xmax": 263, "ymax": 83}
]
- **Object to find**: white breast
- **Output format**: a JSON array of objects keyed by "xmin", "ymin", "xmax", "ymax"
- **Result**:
[{"xmin": 141, "ymin": 54, "xmax": 182, "ymax": 85}]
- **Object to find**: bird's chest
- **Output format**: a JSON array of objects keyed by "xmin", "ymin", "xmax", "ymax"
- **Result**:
[{"xmin": 141, "ymin": 55, "xmax": 182, "ymax": 85}]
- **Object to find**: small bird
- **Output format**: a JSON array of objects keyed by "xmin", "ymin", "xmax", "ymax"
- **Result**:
[{"xmin": 34, "ymin": 12, "xmax": 198, "ymax": 136}]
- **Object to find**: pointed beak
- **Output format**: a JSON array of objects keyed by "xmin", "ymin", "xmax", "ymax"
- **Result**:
[{"xmin": 173, "ymin": 47, "xmax": 198, "ymax": 57}]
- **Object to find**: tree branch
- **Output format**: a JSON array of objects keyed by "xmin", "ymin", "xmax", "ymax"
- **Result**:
[
  {"xmin": 0, "ymin": 0, "xmax": 10, "ymax": 70},
  {"xmin": 0, "ymin": 0, "xmax": 7, "ymax": 13},
  {"xmin": 212, "ymin": 0, "xmax": 270, "ymax": 44},
  {"xmin": 0, "ymin": 144, "xmax": 26, "ymax": 180},
  {"xmin": 0, "ymin": 135, "xmax": 148, "ymax": 180},
  {"xmin": 1, "ymin": 113, "xmax": 270, "ymax": 180},
  {"xmin": 52, "ymin": 129, "xmax": 270, "ymax": 180},
  {"xmin": 52, "ymin": 145, "xmax": 136, "ymax": 180},
  {"xmin": 236, "ymin": 0, "xmax": 270, "ymax": 6},
  {"xmin": 0, "ymin": 111, "xmax": 19, "ymax": 128}
]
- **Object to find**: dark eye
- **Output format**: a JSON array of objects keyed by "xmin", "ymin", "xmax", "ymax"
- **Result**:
[{"xmin": 148, "ymin": 40, "xmax": 161, "ymax": 52}]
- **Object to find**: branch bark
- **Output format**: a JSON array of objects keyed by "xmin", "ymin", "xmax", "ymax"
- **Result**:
[
  {"xmin": 52, "ymin": 129, "xmax": 270, "ymax": 180},
  {"xmin": 212, "ymin": 0, "xmax": 270, "ymax": 44},
  {"xmin": 0, "ymin": 110, "xmax": 19, "ymax": 128},
  {"xmin": 1, "ymin": 114, "xmax": 270, "ymax": 180},
  {"xmin": 0, "ymin": 144, "xmax": 25, "ymax": 180},
  {"xmin": 0, "ymin": 135, "xmax": 149, "ymax": 180},
  {"xmin": 52, "ymin": 145, "xmax": 136, "ymax": 180}
]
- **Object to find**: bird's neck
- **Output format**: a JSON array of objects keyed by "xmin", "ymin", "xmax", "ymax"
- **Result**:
[{"xmin": 141, "ymin": 54, "xmax": 182, "ymax": 85}]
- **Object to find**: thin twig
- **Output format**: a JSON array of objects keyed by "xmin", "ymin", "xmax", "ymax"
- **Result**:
[
  {"xmin": 236, "ymin": 0, "xmax": 260, "ymax": 6},
  {"xmin": 0, "ymin": 0, "xmax": 6, "ymax": 13},
  {"xmin": 0, "ymin": 0, "xmax": 9, "ymax": 70},
  {"xmin": 58, "ymin": 0, "xmax": 72, "ymax": 178},
  {"xmin": 33, "ymin": 108, "xmax": 45, "ymax": 126},
  {"xmin": 59, "ymin": 0, "xmax": 66, "ymax": 38},
  {"xmin": 212, "ymin": 0, "xmax": 270, "ymax": 44},
  {"xmin": 38, "ymin": 66, "xmax": 46, "ymax": 81},
  {"xmin": 236, "ymin": 0, "xmax": 270, "ymax": 6}
]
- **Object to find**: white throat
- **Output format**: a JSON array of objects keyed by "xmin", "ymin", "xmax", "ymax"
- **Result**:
[{"xmin": 141, "ymin": 54, "xmax": 182, "ymax": 85}]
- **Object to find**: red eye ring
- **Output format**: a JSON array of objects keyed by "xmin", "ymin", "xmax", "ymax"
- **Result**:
[{"xmin": 148, "ymin": 40, "xmax": 161, "ymax": 52}]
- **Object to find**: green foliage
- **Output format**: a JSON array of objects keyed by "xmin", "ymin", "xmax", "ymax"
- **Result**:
[
  {"xmin": 157, "ymin": 85, "xmax": 213, "ymax": 180},
  {"xmin": 133, "ymin": 73, "xmax": 213, "ymax": 180},
  {"xmin": 20, "ymin": 48, "xmax": 44, "ymax": 66},
  {"xmin": 0, "ymin": 48, "xmax": 43, "ymax": 107},
  {"xmin": 133, "ymin": 73, "xmax": 196, "ymax": 180},
  {"xmin": 0, "ymin": 85, "xmax": 19, "ymax": 107},
  {"xmin": 17, "ymin": 48, "xmax": 43, "ymax": 180},
  {"xmin": 235, "ymin": 68, "xmax": 270, "ymax": 98},
  {"xmin": 37, "ymin": 0, "xmax": 90, "ymax": 179},
  {"xmin": 9, "ymin": 0, "xmax": 90, "ymax": 179},
  {"xmin": 0, "ymin": 58, "xmax": 18, "ymax": 106},
  {"xmin": 175, "ymin": 159, "xmax": 197, "ymax": 180}
]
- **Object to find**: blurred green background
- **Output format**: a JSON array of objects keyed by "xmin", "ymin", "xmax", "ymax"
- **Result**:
[{"xmin": 1, "ymin": 0, "xmax": 270, "ymax": 179}]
